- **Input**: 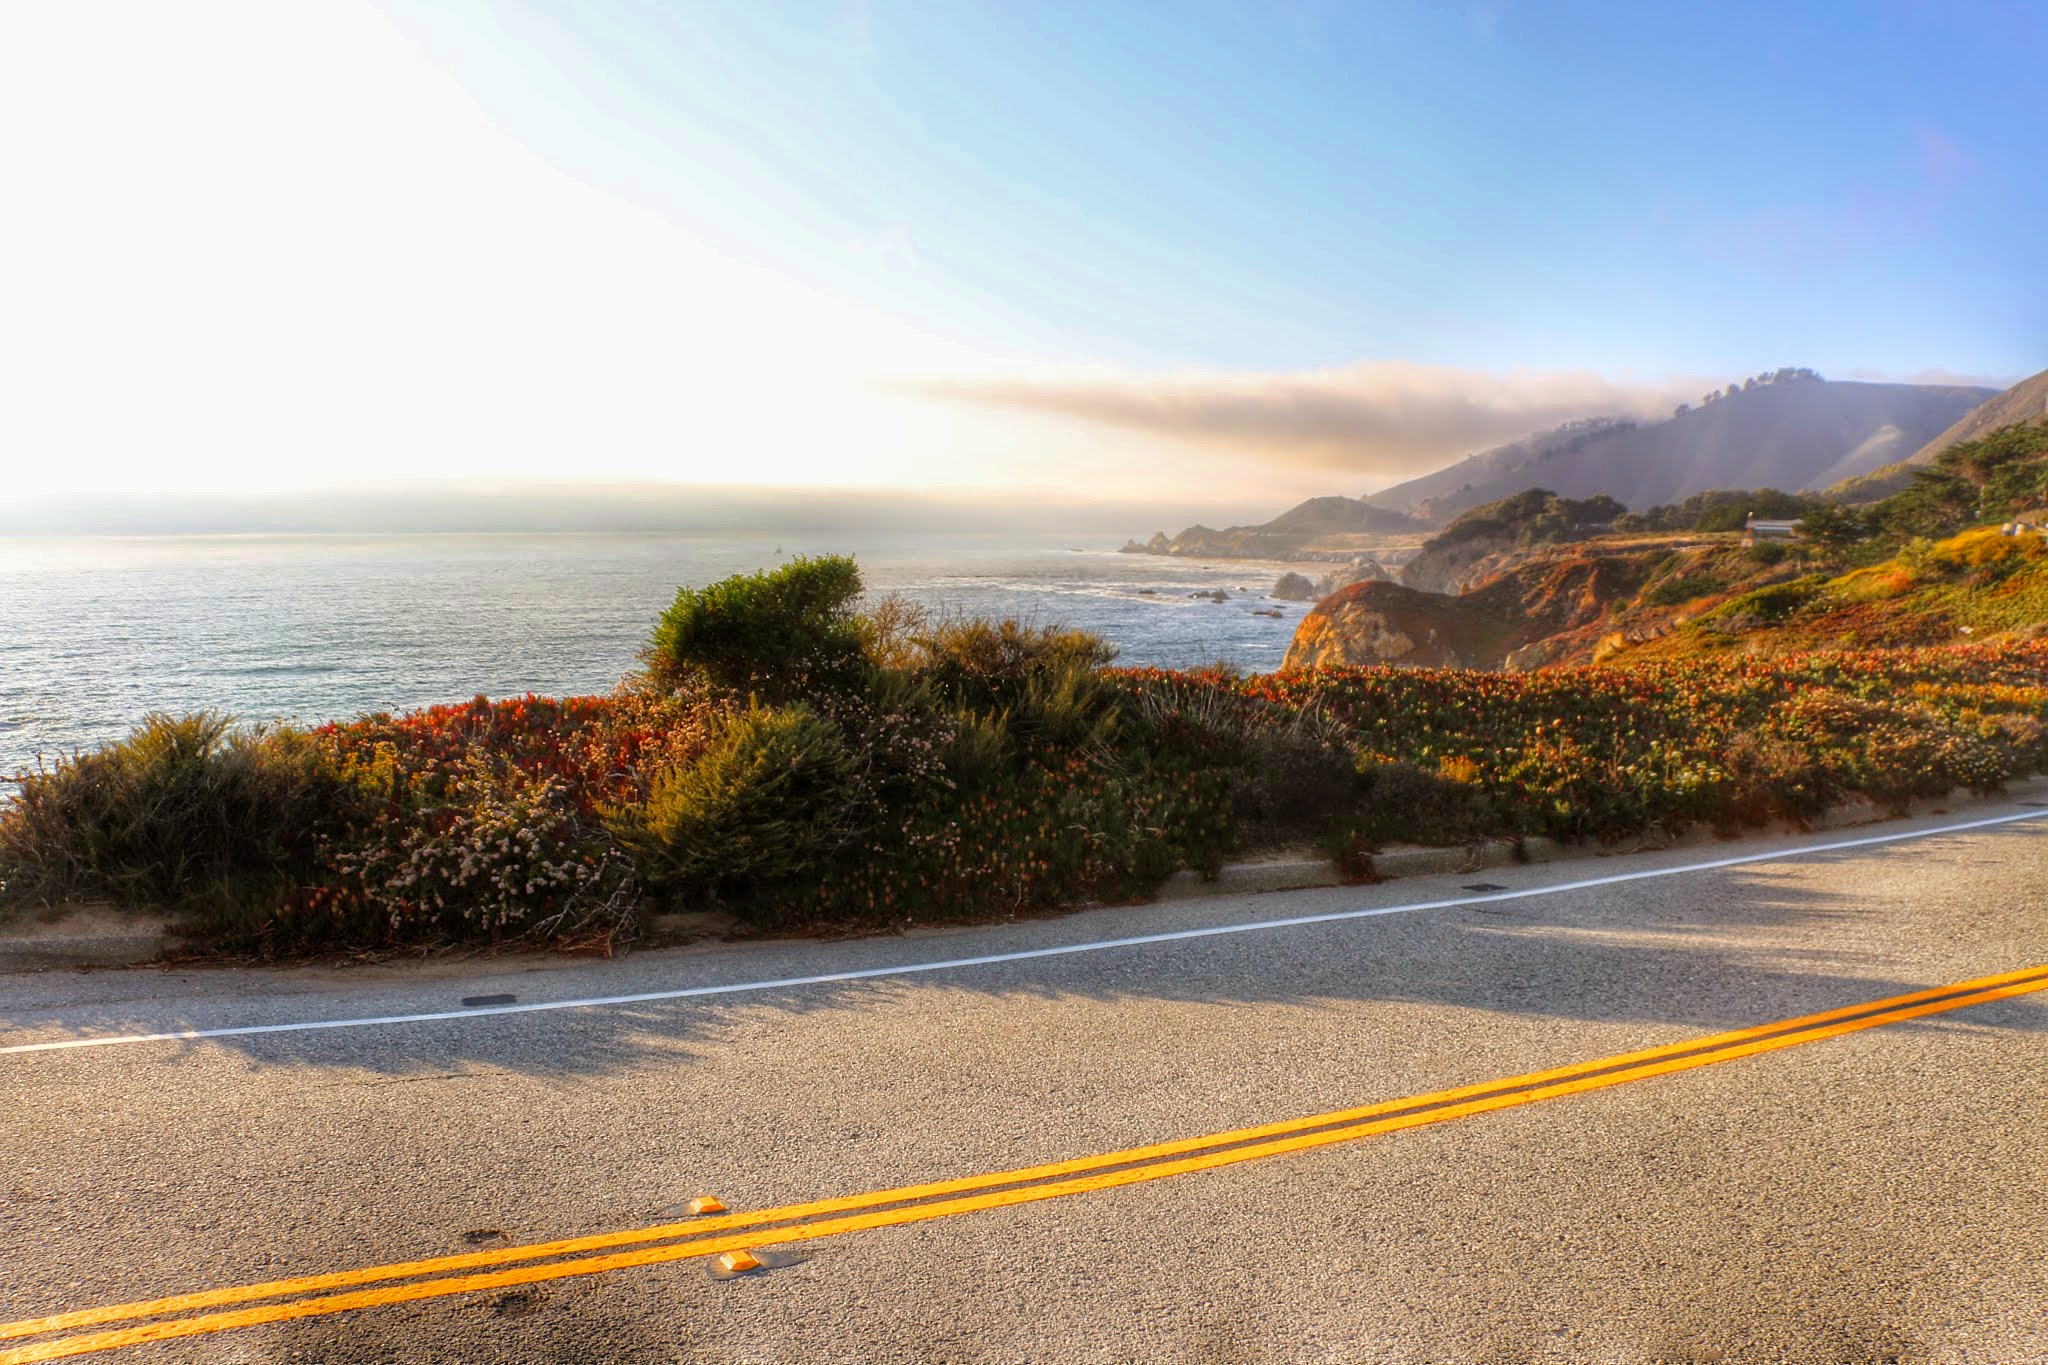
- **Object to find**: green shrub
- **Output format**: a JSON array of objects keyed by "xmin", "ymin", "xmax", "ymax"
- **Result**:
[
  {"xmin": 1642, "ymin": 573, "xmax": 1721, "ymax": 608},
  {"xmin": 0, "ymin": 713, "xmax": 354, "ymax": 915},
  {"xmin": 648, "ymin": 555, "xmax": 866, "ymax": 699},
  {"xmin": 1011, "ymin": 659, "xmax": 1122, "ymax": 751},
  {"xmin": 1796, "ymin": 503, "xmax": 1869, "ymax": 546},
  {"xmin": 910, "ymin": 616, "xmax": 1118, "ymax": 705},
  {"xmin": 935, "ymin": 709, "xmax": 1010, "ymax": 793},
  {"xmin": 1343, "ymin": 760, "xmax": 1496, "ymax": 846},
  {"xmin": 1716, "ymin": 734, "xmax": 1836, "ymax": 829},
  {"xmin": 1228, "ymin": 730, "xmax": 1359, "ymax": 845},
  {"xmin": 1701, "ymin": 576, "xmax": 1825, "ymax": 630},
  {"xmin": 1119, "ymin": 670, "xmax": 1358, "ymax": 846},
  {"xmin": 609, "ymin": 703, "xmax": 860, "ymax": 907},
  {"xmin": 777, "ymin": 753, "xmax": 1227, "ymax": 927}
]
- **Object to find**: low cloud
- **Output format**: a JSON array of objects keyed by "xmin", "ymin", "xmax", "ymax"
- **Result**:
[{"xmin": 905, "ymin": 361, "xmax": 1691, "ymax": 481}]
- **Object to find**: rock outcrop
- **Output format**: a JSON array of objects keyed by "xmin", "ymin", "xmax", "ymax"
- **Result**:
[
  {"xmin": 1271, "ymin": 572, "xmax": 1318, "ymax": 601},
  {"xmin": 1282, "ymin": 581, "xmax": 1511, "ymax": 669},
  {"xmin": 1271, "ymin": 559, "xmax": 1391, "ymax": 604},
  {"xmin": 1284, "ymin": 536, "xmax": 1812, "ymax": 672}
]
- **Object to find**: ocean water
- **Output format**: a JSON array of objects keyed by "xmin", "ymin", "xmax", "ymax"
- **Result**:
[{"xmin": 0, "ymin": 533, "xmax": 1317, "ymax": 776}]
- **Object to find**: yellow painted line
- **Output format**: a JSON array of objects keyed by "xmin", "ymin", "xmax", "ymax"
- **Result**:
[
  {"xmin": 10, "ymin": 962, "xmax": 2038, "ymax": 1345},
  {"xmin": 3, "ymin": 966, "xmax": 2044, "ymax": 1363}
]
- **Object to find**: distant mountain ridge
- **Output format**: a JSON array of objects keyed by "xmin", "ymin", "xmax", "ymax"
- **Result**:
[
  {"xmin": 1828, "ymin": 367, "xmax": 2048, "ymax": 502},
  {"xmin": 1359, "ymin": 417, "xmax": 1637, "ymax": 522},
  {"xmin": 1909, "ymin": 367, "xmax": 2048, "ymax": 465},
  {"xmin": 1362, "ymin": 376, "xmax": 1992, "ymax": 520}
]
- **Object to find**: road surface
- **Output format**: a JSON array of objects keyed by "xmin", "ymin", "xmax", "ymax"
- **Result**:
[{"xmin": 3, "ymin": 805, "xmax": 2046, "ymax": 1363}]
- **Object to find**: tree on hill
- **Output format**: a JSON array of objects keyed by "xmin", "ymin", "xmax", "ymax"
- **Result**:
[
  {"xmin": 1437, "ymin": 489, "xmax": 1624, "ymax": 548},
  {"xmin": 1872, "ymin": 421, "xmax": 2048, "ymax": 541},
  {"xmin": 1795, "ymin": 503, "xmax": 1869, "ymax": 546},
  {"xmin": 1634, "ymin": 488, "xmax": 1823, "ymax": 533}
]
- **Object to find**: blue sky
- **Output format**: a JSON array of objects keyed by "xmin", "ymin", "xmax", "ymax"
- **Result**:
[
  {"xmin": 382, "ymin": 0, "xmax": 2044, "ymax": 379},
  {"xmin": 2, "ymin": 1, "xmax": 2042, "ymax": 506}
]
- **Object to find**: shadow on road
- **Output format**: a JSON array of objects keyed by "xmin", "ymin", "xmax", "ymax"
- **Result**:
[{"xmin": 2, "ymin": 825, "xmax": 2042, "ymax": 1081}]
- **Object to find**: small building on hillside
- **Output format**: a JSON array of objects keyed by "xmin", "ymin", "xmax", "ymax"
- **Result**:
[{"xmin": 1743, "ymin": 513, "xmax": 1802, "ymax": 546}]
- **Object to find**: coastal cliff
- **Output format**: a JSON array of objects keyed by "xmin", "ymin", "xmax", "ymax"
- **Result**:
[
  {"xmin": 1122, "ymin": 495, "xmax": 1425, "ymax": 562},
  {"xmin": 1282, "ymin": 546, "xmax": 1673, "ymax": 671}
]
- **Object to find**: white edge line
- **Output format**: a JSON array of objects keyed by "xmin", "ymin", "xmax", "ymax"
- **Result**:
[{"xmin": 5, "ymin": 809, "xmax": 2044, "ymax": 1056}]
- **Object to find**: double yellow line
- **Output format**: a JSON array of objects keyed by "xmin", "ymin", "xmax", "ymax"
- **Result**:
[{"xmin": 6, "ymin": 963, "xmax": 2045, "ymax": 1363}]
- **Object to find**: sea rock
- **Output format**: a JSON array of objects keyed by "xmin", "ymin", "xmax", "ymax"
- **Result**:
[
  {"xmin": 1271, "ymin": 572, "xmax": 1318, "ymax": 601},
  {"xmin": 1312, "ymin": 558, "xmax": 1393, "ymax": 596}
]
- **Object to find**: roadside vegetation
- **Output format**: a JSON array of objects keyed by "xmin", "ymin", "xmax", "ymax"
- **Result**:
[
  {"xmin": 5, "ymin": 546, "xmax": 2046, "ymax": 954},
  {"xmin": 1609, "ymin": 421, "xmax": 2048, "ymax": 661}
]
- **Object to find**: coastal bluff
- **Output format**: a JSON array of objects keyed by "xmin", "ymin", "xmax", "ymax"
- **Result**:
[{"xmin": 1122, "ymin": 495, "xmax": 1425, "ymax": 563}]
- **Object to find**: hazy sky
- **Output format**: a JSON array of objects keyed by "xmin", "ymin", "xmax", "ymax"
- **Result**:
[{"xmin": 2, "ymin": 1, "xmax": 2041, "ymax": 511}]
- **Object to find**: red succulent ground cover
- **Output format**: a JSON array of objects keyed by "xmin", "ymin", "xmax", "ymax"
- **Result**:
[
  {"xmin": 1234, "ymin": 640, "xmax": 2048, "ymax": 839},
  {"xmin": 309, "ymin": 690, "xmax": 718, "ymax": 815},
  {"xmin": 308, "ymin": 641, "xmax": 2048, "ymax": 921},
  {"xmin": 315, "ymin": 641, "xmax": 2048, "ymax": 930}
]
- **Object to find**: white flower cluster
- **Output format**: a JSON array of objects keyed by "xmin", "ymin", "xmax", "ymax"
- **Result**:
[{"xmin": 329, "ymin": 759, "xmax": 607, "ymax": 935}]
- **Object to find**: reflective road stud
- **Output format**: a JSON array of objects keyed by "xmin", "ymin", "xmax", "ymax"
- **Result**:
[
  {"xmin": 715, "ymin": 1250, "xmax": 762, "ymax": 1274},
  {"xmin": 685, "ymin": 1197, "xmax": 725, "ymax": 1215}
]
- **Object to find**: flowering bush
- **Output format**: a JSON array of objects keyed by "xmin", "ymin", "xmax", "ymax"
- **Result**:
[{"xmin": 306, "ymin": 754, "xmax": 630, "ymax": 945}]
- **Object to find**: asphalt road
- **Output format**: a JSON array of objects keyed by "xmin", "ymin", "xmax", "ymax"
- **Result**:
[{"xmin": 3, "ymin": 806, "xmax": 2046, "ymax": 1364}]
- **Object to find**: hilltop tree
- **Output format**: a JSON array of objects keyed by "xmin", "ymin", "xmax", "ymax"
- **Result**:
[
  {"xmin": 1638, "ymin": 488, "xmax": 1823, "ymax": 533},
  {"xmin": 1868, "ymin": 421, "xmax": 2048, "ymax": 540},
  {"xmin": 1796, "ymin": 503, "xmax": 1869, "ymax": 546},
  {"xmin": 1436, "ymin": 488, "xmax": 1626, "ymax": 549}
]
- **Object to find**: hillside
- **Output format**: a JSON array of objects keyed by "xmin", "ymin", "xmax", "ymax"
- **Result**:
[
  {"xmin": 1831, "ymin": 366, "xmax": 2048, "ymax": 502},
  {"xmin": 1611, "ymin": 525, "xmax": 2048, "ymax": 662},
  {"xmin": 1396, "ymin": 489, "xmax": 1625, "ymax": 594},
  {"xmin": 1287, "ymin": 418, "xmax": 2048, "ymax": 672},
  {"xmin": 1363, "ymin": 375, "xmax": 1991, "ymax": 520},
  {"xmin": 1911, "ymin": 367, "xmax": 2048, "ymax": 464},
  {"xmin": 1353, "ymin": 418, "xmax": 1636, "ymax": 522}
]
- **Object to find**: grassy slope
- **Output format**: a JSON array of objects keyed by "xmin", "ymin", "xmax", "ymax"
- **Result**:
[
  {"xmin": 1616, "ymin": 525, "xmax": 2048, "ymax": 661},
  {"xmin": 1293, "ymin": 518, "xmax": 2048, "ymax": 673}
]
